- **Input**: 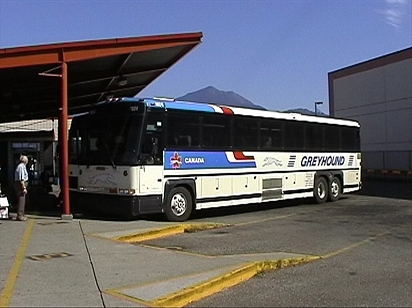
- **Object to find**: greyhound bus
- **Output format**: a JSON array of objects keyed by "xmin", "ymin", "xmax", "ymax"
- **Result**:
[{"xmin": 68, "ymin": 97, "xmax": 361, "ymax": 221}]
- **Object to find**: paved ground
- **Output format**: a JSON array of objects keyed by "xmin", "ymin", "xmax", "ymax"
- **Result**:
[
  {"xmin": 0, "ymin": 179, "xmax": 411, "ymax": 307},
  {"xmin": 187, "ymin": 197, "xmax": 412, "ymax": 307}
]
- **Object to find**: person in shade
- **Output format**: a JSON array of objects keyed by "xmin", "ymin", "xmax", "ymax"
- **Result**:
[{"xmin": 14, "ymin": 155, "xmax": 29, "ymax": 221}]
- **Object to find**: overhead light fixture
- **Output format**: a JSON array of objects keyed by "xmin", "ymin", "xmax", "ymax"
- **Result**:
[{"xmin": 118, "ymin": 76, "xmax": 127, "ymax": 87}]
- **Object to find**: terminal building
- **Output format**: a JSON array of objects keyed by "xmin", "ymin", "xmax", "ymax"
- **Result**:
[
  {"xmin": 0, "ymin": 119, "xmax": 72, "ymax": 207},
  {"xmin": 0, "ymin": 119, "xmax": 69, "ymax": 189},
  {"xmin": 328, "ymin": 47, "xmax": 412, "ymax": 178}
]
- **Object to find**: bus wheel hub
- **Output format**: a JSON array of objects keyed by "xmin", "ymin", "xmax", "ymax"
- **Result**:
[{"xmin": 171, "ymin": 194, "xmax": 186, "ymax": 216}]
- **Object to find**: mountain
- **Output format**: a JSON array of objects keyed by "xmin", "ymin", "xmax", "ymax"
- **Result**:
[
  {"xmin": 177, "ymin": 86, "xmax": 266, "ymax": 110},
  {"xmin": 177, "ymin": 86, "xmax": 328, "ymax": 116}
]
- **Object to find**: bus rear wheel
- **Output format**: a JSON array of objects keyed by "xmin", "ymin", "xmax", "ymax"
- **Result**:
[
  {"xmin": 314, "ymin": 176, "xmax": 328, "ymax": 204},
  {"xmin": 328, "ymin": 176, "xmax": 341, "ymax": 202},
  {"xmin": 165, "ymin": 187, "xmax": 193, "ymax": 222}
]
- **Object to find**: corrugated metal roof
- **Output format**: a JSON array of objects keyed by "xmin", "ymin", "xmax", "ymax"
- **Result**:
[{"xmin": 0, "ymin": 32, "xmax": 203, "ymax": 123}]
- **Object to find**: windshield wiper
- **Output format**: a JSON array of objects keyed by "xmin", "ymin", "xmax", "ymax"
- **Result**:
[{"xmin": 105, "ymin": 143, "xmax": 117, "ymax": 169}]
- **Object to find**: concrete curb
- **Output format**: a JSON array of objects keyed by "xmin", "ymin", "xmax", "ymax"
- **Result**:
[
  {"xmin": 92, "ymin": 223, "xmax": 321, "ymax": 307},
  {"xmin": 106, "ymin": 256, "xmax": 320, "ymax": 307},
  {"xmin": 114, "ymin": 223, "xmax": 231, "ymax": 243}
]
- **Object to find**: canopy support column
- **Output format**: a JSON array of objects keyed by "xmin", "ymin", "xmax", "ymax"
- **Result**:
[{"xmin": 60, "ymin": 61, "xmax": 72, "ymax": 220}]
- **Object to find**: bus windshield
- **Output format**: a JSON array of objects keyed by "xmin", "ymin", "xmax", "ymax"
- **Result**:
[{"xmin": 69, "ymin": 113, "xmax": 144, "ymax": 166}]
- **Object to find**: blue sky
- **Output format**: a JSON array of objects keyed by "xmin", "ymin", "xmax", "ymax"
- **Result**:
[{"xmin": 0, "ymin": 0, "xmax": 411, "ymax": 114}]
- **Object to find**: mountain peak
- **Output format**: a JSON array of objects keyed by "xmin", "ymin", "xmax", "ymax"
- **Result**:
[
  {"xmin": 177, "ymin": 86, "xmax": 327, "ymax": 116},
  {"xmin": 178, "ymin": 86, "xmax": 266, "ymax": 110}
]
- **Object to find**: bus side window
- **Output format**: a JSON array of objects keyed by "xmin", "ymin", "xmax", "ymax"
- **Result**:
[
  {"xmin": 142, "ymin": 113, "xmax": 163, "ymax": 165},
  {"xmin": 263, "ymin": 136, "xmax": 272, "ymax": 148},
  {"xmin": 166, "ymin": 111, "xmax": 200, "ymax": 148},
  {"xmin": 260, "ymin": 120, "xmax": 282, "ymax": 150},
  {"xmin": 179, "ymin": 135, "xmax": 192, "ymax": 147}
]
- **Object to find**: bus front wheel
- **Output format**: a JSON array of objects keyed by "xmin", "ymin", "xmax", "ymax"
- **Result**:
[
  {"xmin": 165, "ymin": 187, "xmax": 193, "ymax": 222},
  {"xmin": 314, "ymin": 176, "xmax": 328, "ymax": 204}
]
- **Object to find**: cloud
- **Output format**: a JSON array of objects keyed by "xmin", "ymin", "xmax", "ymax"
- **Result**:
[{"xmin": 380, "ymin": 0, "xmax": 411, "ymax": 28}]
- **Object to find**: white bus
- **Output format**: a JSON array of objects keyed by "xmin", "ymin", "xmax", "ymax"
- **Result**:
[{"xmin": 68, "ymin": 97, "xmax": 361, "ymax": 221}]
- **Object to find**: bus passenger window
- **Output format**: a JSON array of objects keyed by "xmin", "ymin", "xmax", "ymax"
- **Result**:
[
  {"xmin": 263, "ymin": 136, "xmax": 272, "ymax": 148},
  {"xmin": 167, "ymin": 111, "xmax": 200, "ymax": 148}
]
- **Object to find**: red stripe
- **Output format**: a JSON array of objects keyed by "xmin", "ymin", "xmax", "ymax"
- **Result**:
[
  {"xmin": 221, "ymin": 107, "xmax": 233, "ymax": 115},
  {"xmin": 233, "ymin": 151, "xmax": 254, "ymax": 160}
]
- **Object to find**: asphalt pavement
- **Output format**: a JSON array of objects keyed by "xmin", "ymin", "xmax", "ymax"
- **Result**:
[{"xmin": 0, "ymin": 210, "xmax": 314, "ymax": 307}]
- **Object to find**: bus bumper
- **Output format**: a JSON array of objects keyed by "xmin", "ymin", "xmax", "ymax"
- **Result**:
[{"xmin": 70, "ymin": 191, "xmax": 163, "ymax": 217}]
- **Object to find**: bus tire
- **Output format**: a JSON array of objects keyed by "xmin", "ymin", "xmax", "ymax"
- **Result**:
[
  {"xmin": 314, "ymin": 176, "xmax": 328, "ymax": 204},
  {"xmin": 165, "ymin": 186, "xmax": 192, "ymax": 222},
  {"xmin": 328, "ymin": 176, "xmax": 341, "ymax": 202}
]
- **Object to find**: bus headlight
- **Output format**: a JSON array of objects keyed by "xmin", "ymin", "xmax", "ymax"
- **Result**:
[{"xmin": 119, "ymin": 189, "xmax": 135, "ymax": 195}]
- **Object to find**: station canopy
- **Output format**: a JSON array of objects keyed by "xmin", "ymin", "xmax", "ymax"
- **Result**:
[{"xmin": 0, "ymin": 32, "xmax": 203, "ymax": 124}]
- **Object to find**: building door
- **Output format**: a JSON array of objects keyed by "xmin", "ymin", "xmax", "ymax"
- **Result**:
[{"xmin": 11, "ymin": 142, "xmax": 42, "ymax": 186}]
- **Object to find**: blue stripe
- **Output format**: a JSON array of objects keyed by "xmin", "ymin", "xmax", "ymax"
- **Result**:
[
  {"xmin": 164, "ymin": 101, "xmax": 215, "ymax": 113},
  {"xmin": 120, "ymin": 97, "xmax": 141, "ymax": 103},
  {"xmin": 165, "ymin": 151, "xmax": 256, "ymax": 170},
  {"xmin": 116, "ymin": 98, "xmax": 216, "ymax": 112}
]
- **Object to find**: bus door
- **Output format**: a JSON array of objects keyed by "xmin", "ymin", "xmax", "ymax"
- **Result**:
[
  {"xmin": 138, "ymin": 111, "xmax": 163, "ymax": 194},
  {"xmin": 138, "ymin": 165, "xmax": 163, "ymax": 194}
]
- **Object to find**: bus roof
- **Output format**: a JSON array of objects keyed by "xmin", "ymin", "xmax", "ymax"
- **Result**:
[{"xmin": 105, "ymin": 97, "xmax": 360, "ymax": 128}]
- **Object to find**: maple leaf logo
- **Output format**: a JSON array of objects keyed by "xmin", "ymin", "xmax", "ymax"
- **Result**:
[{"xmin": 170, "ymin": 151, "xmax": 182, "ymax": 169}]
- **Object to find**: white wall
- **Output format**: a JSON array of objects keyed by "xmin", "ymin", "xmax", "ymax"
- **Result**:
[{"xmin": 332, "ymin": 58, "xmax": 412, "ymax": 171}]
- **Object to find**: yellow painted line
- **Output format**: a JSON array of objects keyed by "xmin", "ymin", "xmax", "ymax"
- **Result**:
[
  {"xmin": 0, "ymin": 219, "xmax": 35, "ymax": 307},
  {"xmin": 322, "ymin": 230, "xmax": 391, "ymax": 259}
]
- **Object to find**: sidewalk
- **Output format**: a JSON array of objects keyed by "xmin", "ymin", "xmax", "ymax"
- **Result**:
[{"xmin": 0, "ymin": 212, "xmax": 316, "ymax": 307}]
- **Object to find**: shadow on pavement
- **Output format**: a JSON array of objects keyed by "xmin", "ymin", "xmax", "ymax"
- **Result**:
[
  {"xmin": 15, "ymin": 178, "xmax": 411, "ymax": 222},
  {"xmin": 357, "ymin": 178, "xmax": 412, "ymax": 200}
]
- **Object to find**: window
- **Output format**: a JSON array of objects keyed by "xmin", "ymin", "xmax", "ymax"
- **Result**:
[
  {"xmin": 166, "ymin": 111, "xmax": 200, "ymax": 148},
  {"xmin": 284, "ymin": 122, "xmax": 304, "ymax": 150},
  {"xmin": 202, "ymin": 114, "xmax": 230, "ymax": 148},
  {"xmin": 341, "ymin": 127, "xmax": 359, "ymax": 151},
  {"xmin": 259, "ymin": 120, "xmax": 282, "ymax": 150},
  {"xmin": 305, "ymin": 123, "xmax": 324, "ymax": 151},
  {"xmin": 141, "ymin": 112, "xmax": 163, "ymax": 165},
  {"xmin": 324, "ymin": 125, "xmax": 340, "ymax": 151},
  {"xmin": 233, "ymin": 117, "xmax": 258, "ymax": 149}
]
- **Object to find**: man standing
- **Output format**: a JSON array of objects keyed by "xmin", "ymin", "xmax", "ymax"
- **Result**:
[{"xmin": 14, "ymin": 155, "xmax": 29, "ymax": 221}]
